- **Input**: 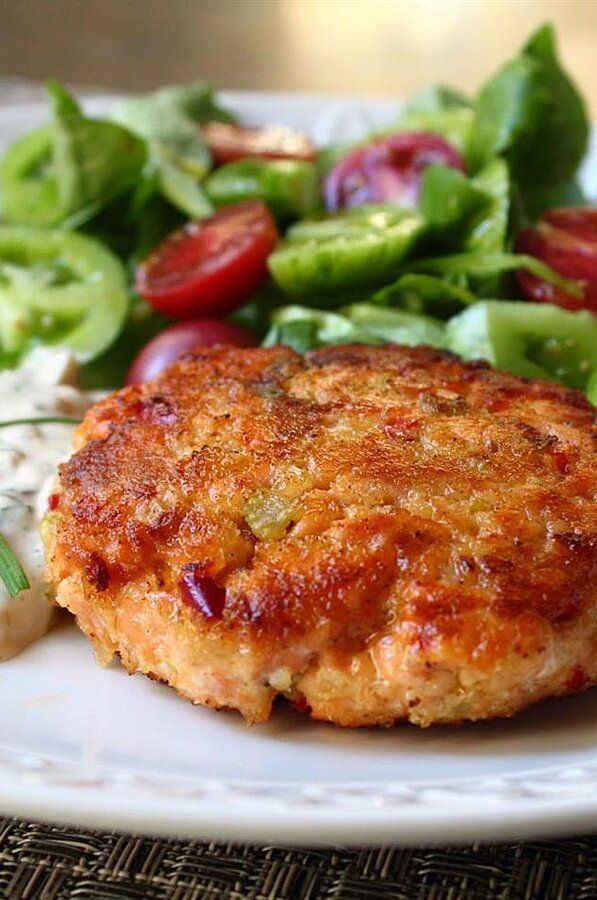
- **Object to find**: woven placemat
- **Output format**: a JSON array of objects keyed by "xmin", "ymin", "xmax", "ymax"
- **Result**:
[{"xmin": 0, "ymin": 819, "xmax": 595, "ymax": 900}]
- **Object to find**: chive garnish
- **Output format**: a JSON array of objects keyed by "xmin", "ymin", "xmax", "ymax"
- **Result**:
[
  {"xmin": 0, "ymin": 416, "xmax": 81, "ymax": 429},
  {"xmin": 0, "ymin": 532, "xmax": 30, "ymax": 597}
]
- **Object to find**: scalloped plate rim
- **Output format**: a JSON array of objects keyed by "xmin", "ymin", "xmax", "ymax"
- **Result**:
[{"xmin": 0, "ymin": 89, "xmax": 595, "ymax": 846}]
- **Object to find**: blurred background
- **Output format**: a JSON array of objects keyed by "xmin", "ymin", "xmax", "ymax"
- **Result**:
[{"xmin": 0, "ymin": 0, "xmax": 595, "ymax": 116}]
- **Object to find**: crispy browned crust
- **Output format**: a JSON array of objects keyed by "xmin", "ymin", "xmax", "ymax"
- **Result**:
[{"xmin": 45, "ymin": 345, "xmax": 597, "ymax": 726}]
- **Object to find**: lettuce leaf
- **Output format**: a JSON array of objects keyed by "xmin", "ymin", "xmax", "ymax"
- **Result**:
[
  {"xmin": 467, "ymin": 23, "xmax": 589, "ymax": 217},
  {"xmin": 263, "ymin": 302, "xmax": 446, "ymax": 353}
]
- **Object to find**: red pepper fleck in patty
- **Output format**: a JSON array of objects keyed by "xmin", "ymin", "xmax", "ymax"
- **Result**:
[
  {"xmin": 549, "ymin": 447, "xmax": 570, "ymax": 474},
  {"xmin": 566, "ymin": 665, "xmax": 588, "ymax": 693},
  {"xmin": 180, "ymin": 568, "xmax": 226, "ymax": 619},
  {"xmin": 85, "ymin": 552, "xmax": 110, "ymax": 592}
]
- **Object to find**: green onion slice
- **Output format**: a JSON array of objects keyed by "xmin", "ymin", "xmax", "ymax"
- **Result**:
[
  {"xmin": 0, "ymin": 532, "xmax": 30, "ymax": 596},
  {"xmin": 0, "ymin": 416, "xmax": 81, "ymax": 429}
]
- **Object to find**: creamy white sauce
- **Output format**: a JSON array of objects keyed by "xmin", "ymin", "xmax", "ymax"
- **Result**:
[{"xmin": 0, "ymin": 348, "xmax": 94, "ymax": 660}]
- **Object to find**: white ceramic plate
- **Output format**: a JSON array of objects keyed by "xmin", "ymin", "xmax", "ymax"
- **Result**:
[{"xmin": 0, "ymin": 91, "xmax": 595, "ymax": 846}]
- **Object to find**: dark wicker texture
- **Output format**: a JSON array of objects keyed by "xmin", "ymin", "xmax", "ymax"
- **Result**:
[{"xmin": 0, "ymin": 819, "xmax": 596, "ymax": 900}]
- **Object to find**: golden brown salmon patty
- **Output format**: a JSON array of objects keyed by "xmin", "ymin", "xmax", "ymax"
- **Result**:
[{"xmin": 44, "ymin": 345, "xmax": 597, "ymax": 726}]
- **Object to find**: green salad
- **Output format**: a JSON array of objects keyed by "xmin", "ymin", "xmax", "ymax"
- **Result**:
[{"xmin": 0, "ymin": 22, "xmax": 595, "ymax": 401}]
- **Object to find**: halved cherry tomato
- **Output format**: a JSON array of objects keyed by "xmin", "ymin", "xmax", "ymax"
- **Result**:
[
  {"xmin": 324, "ymin": 131, "xmax": 464, "ymax": 212},
  {"xmin": 201, "ymin": 121, "xmax": 317, "ymax": 166},
  {"xmin": 126, "ymin": 318, "xmax": 256, "ymax": 384},
  {"xmin": 135, "ymin": 201, "xmax": 279, "ymax": 318},
  {"xmin": 543, "ymin": 207, "xmax": 597, "ymax": 242},
  {"xmin": 516, "ymin": 206, "xmax": 597, "ymax": 313}
]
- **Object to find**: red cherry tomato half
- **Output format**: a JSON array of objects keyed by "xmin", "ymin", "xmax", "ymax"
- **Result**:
[
  {"xmin": 126, "ymin": 318, "xmax": 257, "ymax": 385},
  {"xmin": 543, "ymin": 207, "xmax": 597, "ymax": 242},
  {"xmin": 201, "ymin": 121, "xmax": 317, "ymax": 166},
  {"xmin": 135, "ymin": 201, "xmax": 279, "ymax": 318},
  {"xmin": 324, "ymin": 131, "xmax": 464, "ymax": 212},
  {"xmin": 516, "ymin": 206, "xmax": 597, "ymax": 313}
]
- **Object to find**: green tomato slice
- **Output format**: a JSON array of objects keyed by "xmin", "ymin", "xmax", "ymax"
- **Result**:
[
  {"xmin": 447, "ymin": 301, "xmax": 597, "ymax": 392},
  {"xmin": 205, "ymin": 158, "xmax": 320, "ymax": 221},
  {"xmin": 268, "ymin": 205, "xmax": 424, "ymax": 298},
  {"xmin": 0, "ymin": 126, "xmax": 61, "ymax": 226},
  {"xmin": 0, "ymin": 226, "xmax": 128, "ymax": 361}
]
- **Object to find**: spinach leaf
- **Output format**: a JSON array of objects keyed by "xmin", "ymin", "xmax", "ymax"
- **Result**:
[
  {"xmin": 403, "ymin": 84, "xmax": 471, "ymax": 114},
  {"xmin": 404, "ymin": 250, "xmax": 582, "ymax": 306},
  {"xmin": 419, "ymin": 165, "xmax": 488, "ymax": 235},
  {"xmin": 154, "ymin": 153, "xmax": 214, "ymax": 219},
  {"xmin": 463, "ymin": 157, "xmax": 511, "ymax": 295},
  {"xmin": 466, "ymin": 157, "xmax": 510, "ymax": 253},
  {"xmin": 396, "ymin": 84, "xmax": 473, "ymax": 154},
  {"xmin": 416, "ymin": 159, "xmax": 510, "ymax": 299},
  {"xmin": 113, "ymin": 82, "xmax": 234, "ymax": 218},
  {"xmin": 152, "ymin": 82, "xmax": 235, "ymax": 126},
  {"xmin": 47, "ymin": 81, "xmax": 147, "ymax": 221},
  {"xmin": 230, "ymin": 284, "xmax": 287, "ymax": 338},
  {"xmin": 395, "ymin": 108, "xmax": 474, "ymax": 155},
  {"xmin": 129, "ymin": 193, "xmax": 184, "ymax": 266},
  {"xmin": 467, "ymin": 23, "xmax": 589, "ymax": 216},
  {"xmin": 526, "ymin": 176, "xmax": 587, "ymax": 212},
  {"xmin": 114, "ymin": 87, "xmax": 210, "ymax": 178},
  {"xmin": 370, "ymin": 273, "xmax": 476, "ymax": 318},
  {"xmin": 404, "ymin": 249, "xmax": 583, "ymax": 299}
]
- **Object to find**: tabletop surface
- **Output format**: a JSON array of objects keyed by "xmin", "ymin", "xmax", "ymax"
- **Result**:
[{"xmin": 0, "ymin": 0, "xmax": 596, "ymax": 118}]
